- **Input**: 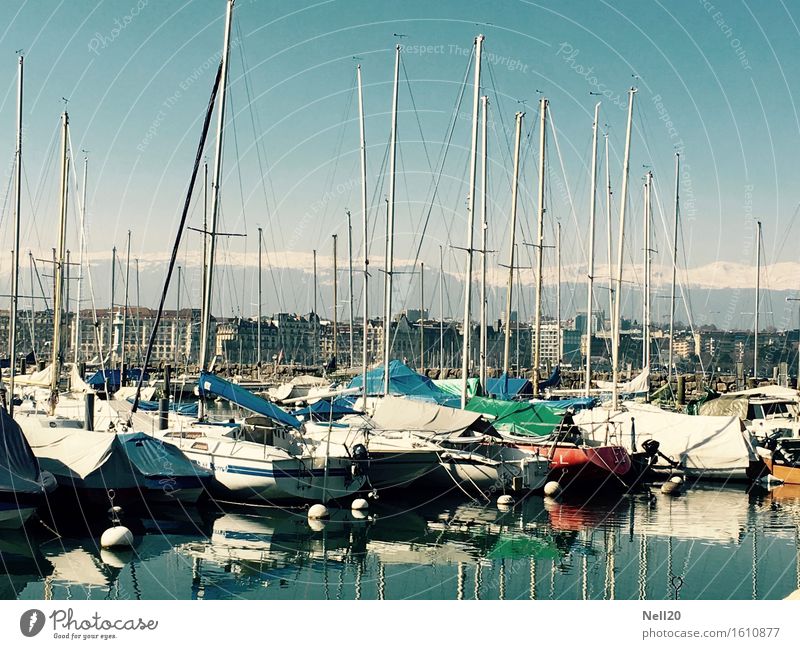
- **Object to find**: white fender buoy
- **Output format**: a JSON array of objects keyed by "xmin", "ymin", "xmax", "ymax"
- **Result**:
[
  {"xmin": 308, "ymin": 503, "xmax": 330, "ymax": 520},
  {"xmin": 661, "ymin": 480, "xmax": 682, "ymax": 495},
  {"xmin": 543, "ymin": 481, "xmax": 562, "ymax": 497},
  {"xmin": 307, "ymin": 518, "xmax": 327, "ymax": 532},
  {"xmin": 670, "ymin": 475, "xmax": 684, "ymax": 484},
  {"xmin": 497, "ymin": 494, "xmax": 514, "ymax": 508},
  {"xmin": 351, "ymin": 498, "xmax": 369, "ymax": 512},
  {"xmin": 100, "ymin": 525, "xmax": 133, "ymax": 549}
]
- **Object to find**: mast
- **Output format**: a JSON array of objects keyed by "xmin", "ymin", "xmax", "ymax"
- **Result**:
[
  {"xmin": 357, "ymin": 64, "xmax": 369, "ymax": 403},
  {"xmin": 65, "ymin": 250, "xmax": 70, "ymax": 361},
  {"xmin": 135, "ymin": 258, "xmax": 141, "ymax": 364},
  {"xmin": 201, "ymin": 160, "xmax": 208, "ymax": 317},
  {"xmin": 668, "ymin": 153, "xmax": 680, "ymax": 383},
  {"xmin": 8, "ymin": 55, "xmax": 23, "ymax": 414},
  {"xmin": 556, "ymin": 221, "xmax": 561, "ymax": 367},
  {"xmin": 479, "ymin": 94, "xmax": 489, "ymax": 389},
  {"xmin": 460, "ymin": 34, "xmax": 484, "ymax": 408},
  {"xmin": 332, "ymin": 233, "xmax": 338, "ymax": 362},
  {"xmin": 120, "ymin": 230, "xmax": 131, "ymax": 385},
  {"xmin": 419, "ymin": 262, "xmax": 424, "ymax": 372},
  {"xmin": 383, "ymin": 45, "xmax": 400, "ymax": 395},
  {"xmin": 313, "ymin": 248, "xmax": 318, "ymax": 364},
  {"xmin": 605, "ymin": 133, "xmax": 613, "ymax": 335},
  {"xmin": 584, "ymin": 102, "xmax": 600, "ymax": 396},
  {"xmin": 49, "ymin": 111, "xmax": 69, "ymax": 413},
  {"xmin": 110, "ymin": 246, "xmax": 116, "ymax": 363},
  {"xmin": 643, "ymin": 172, "xmax": 652, "ymax": 373},
  {"xmin": 439, "ymin": 245, "xmax": 444, "ymax": 373},
  {"xmin": 198, "ymin": 0, "xmax": 234, "ymax": 388},
  {"xmin": 73, "ymin": 155, "xmax": 87, "ymax": 365},
  {"xmin": 611, "ymin": 87, "xmax": 636, "ymax": 411},
  {"xmin": 257, "ymin": 226, "xmax": 262, "ymax": 368},
  {"xmin": 347, "ymin": 210, "xmax": 354, "ymax": 367},
  {"xmin": 503, "ymin": 112, "xmax": 524, "ymax": 376},
  {"xmin": 755, "ymin": 220, "xmax": 762, "ymax": 379},
  {"xmin": 175, "ymin": 265, "xmax": 181, "ymax": 365},
  {"xmin": 532, "ymin": 96, "xmax": 548, "ymax": 396}
]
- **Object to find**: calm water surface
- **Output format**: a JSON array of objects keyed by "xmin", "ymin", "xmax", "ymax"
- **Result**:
[{"xmin": 4, "ymin": 484, "xmax": 800, "ymax": 600}]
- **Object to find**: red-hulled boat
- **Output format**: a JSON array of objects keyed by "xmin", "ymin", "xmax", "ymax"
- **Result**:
[{"xmin": 504, "ymin": 414, "xmax": 632, "ymax": 491}]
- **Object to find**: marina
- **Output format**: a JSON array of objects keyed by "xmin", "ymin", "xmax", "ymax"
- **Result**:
[{"xmin": 2, "ymin": 1, "xmax": 800, "ymax": 616}]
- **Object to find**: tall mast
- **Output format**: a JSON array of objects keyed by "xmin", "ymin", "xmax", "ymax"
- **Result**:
[
  {"xmin": 73, "ymin": 155, "xmax": 87, "ymax": 365},
  {"xmin": 383, "ymin": 45, "xmax": 400, "ymax": 394},
  {"xmin": 313, "ymin": 248, "xmax": 318, "ymax": 364},
  {"xmin": 668, "ymin": 153, "xmax": 680, "ymax": 383},
  {"xmin": 8, "ymin": 55, "xmax": 23, "ymax": 414},
  {"xmin": 357, "ymin": 64, "xmax": 369, "ymax": 403},
  {"xmin": 65, "ymin": 250, "xmax": 70, "ymax": 361},
  {"xmin": 175, "ymin": 265, "xmax": 181, "ymax": 366},
  {"xmin": 439, "ymin": 245, "xmax": 444, "ymax": 374},
  {"xmin": 605, "ymin": 133, "xmax": 613, "ymax": 335},
  {"xmin": 120, "ymin": 229, "xmax": 131, "ymax": 385},
  {"xmin": 532, "ymin": 96, "xmax": 548, "ymax": 397},
  {"xmin": 198, "ymin": 0, "xmax": 234, "ymax": 384},
  {"xmin": 611, "ymin": 87, "xmax": 636, "ymax": 410},
  {"xmin": 584, "ymin": 102, "xmax": 600, "ymax": 396},
  {"xmin": 347, "ymin": 210, "xmax": 354, "ymax": 367},
  {"xmin": 460, "ymin": 34, "xmax": 484, "ymax": 408},
  {"xmin": 332, "ymin": 233, "xmax": 338, "ymax": 362},
  {"xmin": 755, "ymin": 220, "xmax": 762, "ymax": 379},
  {"xmin": 29, "ymin": 252, "xmax": 36, "ymax": 360},
  {"xmin": 503, "ymin": 112, "xmax": 524, "ymax": 375},
  {"xmin": 110, "ymin": 246, "xmax": 116, "ymax": 363},
  {"xmin": 479, "ymin": 95, "xmax": 489, "ymax": 389},
  {"xmin": 135, "ymin": 258, "xmax": 141, "ymax": 364},
  {"xmin": 257, "ymin": 226, "xmax": 262, "ymax": 368},
  {"xmin": 556, "ymin": 221, "xmax": 561, "ymax": 367},
  {"xmin": 643, "ymin": 172, "xmax": 652, "ymax": 373},
  {"xmin": 419, "ymin": 262, "xmax": 424, "ymax": 372},
  {"xmin": 49, "ymin": 111, "xmax": 69, "ymax": 412},
  {"xmin": 201, "ymin": 160, "xmax": 208, "ymax": 317}
]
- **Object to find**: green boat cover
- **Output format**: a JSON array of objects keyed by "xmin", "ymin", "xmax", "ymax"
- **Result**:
[
  {"xmin": 433, "ymin": 377, "xmax": 481, "ymax": 399},
  {"xmin": 465, "ymin": 396, "xmax": 567, "ymax": 437}
]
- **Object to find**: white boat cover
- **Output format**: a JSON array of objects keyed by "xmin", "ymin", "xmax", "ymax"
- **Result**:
[
  {"xmin": 69, "ymin": 364, "xmax": 92, "ymax": 393},
  {"xmin": 14, "ymin": 364, "xmax": 53, "ymax": 387},
  {"xmin": 371, "ymin": 395, "xmax": 484, "ymax": 436},
  {"xmin": 574, "ymin": 402, "xmax": 756, "ymax": 477},
  {"xmin": 728, "ymin": 384, "xmax": 799, "ymax": 400},
  {"xmin": 594, "ymin": 367, "xmax": 649, "ymax": 393}
]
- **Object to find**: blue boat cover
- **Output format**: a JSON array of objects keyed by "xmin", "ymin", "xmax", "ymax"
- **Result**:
[
  {"xmin": 198, "ymin": 371, "xmax": 302, "ymax": 430},
  {"xmin": 87, "ymin": 368, "xmax": 149, "ymax": 388},
  {"xmin": 529, "ymin": 397, "xmax": 598, "ymax": 413},
  {"xmin": 116, "ymin": 432, "xmax": 212, "ymax": 479},
  {"xmin": 347, "ymin": 361, "xmax": 458, "ymax": 406},
  {"xmin": 486, "ymin": 374, "xmax": 533, "ymax": 400},
  {"xmin": 0, "ymin": 407, "xmax": 43, "ymax": 495},
  {"xmin": 293, "ymin": 398, "xmax": 361, "ymax": 420},
  {"xmin": 127, "ymin": 398, "xmax": 198, "ymax": 417}
]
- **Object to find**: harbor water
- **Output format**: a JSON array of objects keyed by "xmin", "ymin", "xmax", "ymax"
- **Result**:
[{"xmin": 4, "ymin": 484, "xmax": 799, "ymax": 600}]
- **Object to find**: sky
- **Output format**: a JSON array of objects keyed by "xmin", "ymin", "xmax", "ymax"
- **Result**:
[{"xmin": 0, "ymin": 0, "xmax": 799, "ymax": 331}]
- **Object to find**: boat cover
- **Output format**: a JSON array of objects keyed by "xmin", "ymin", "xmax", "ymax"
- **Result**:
[
  {"xmin": 128, "ymin": 398, "xmax": 198, "ymax": 417},
  {"xmin": 574, "ymin": 402, "xmax": 756, "ymax": 476},
  {"xmin": 199, "ymin": 371, "xmax": 301, "ymax": 429},
  {"xmin": 0, "ymin": 408, "xmax": 43, "ymax": 495},
  {"xmin": 372, "ymin": 395, "xmax": 493, "ymax": 437},
  {"xmin": 594, "ymin": 367, "xmax": 649, "ymax": 393},
  {"xmin": 433, "ymin": 377, "xmax": 481, "ymax": 400},
  {"xmin": 466, "ymin": 396, "xmax": 595, "ymax": 437},
  {"xmin": 116, "ymin": 432, "xmax": 211, "ymax": 479},
  {"xmin": 729, "ymin": 384, "xmax": 800, "ymax": 400},
  {"xmin": 484, "ymin": 374, "xmax": 533, "ymax": 400},
  {"xmin": 348, "ymin": 361, "xmax": 458, "ymax": 406},
  {"xmin": 697, "ymin": 395, "xmax": 748, "ymax": 419}
]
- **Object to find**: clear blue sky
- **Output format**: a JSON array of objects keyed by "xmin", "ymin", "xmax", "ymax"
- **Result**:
[{"xmin": 0, "ymin": 0, "xmax": 798, "ymax": 327}]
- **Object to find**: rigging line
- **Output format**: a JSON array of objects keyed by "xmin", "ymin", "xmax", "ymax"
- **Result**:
[
  {"xmin": 131, "ymin": 60, "xmax": 223, "ymax": 414},
  {"xmin": 234, "ymin": 19, "xmax": 284, "ymax": 308},
  {"xmin": 226, "ymin": 87, "xmax": 251, "ymax": 319},
  {"xmin": 399, "ymin": 54, "xmax": 463, "ymax": 264},
  {"xmin": 65, "ymin": 130, "xmax": 109, "ymax": 378}
]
